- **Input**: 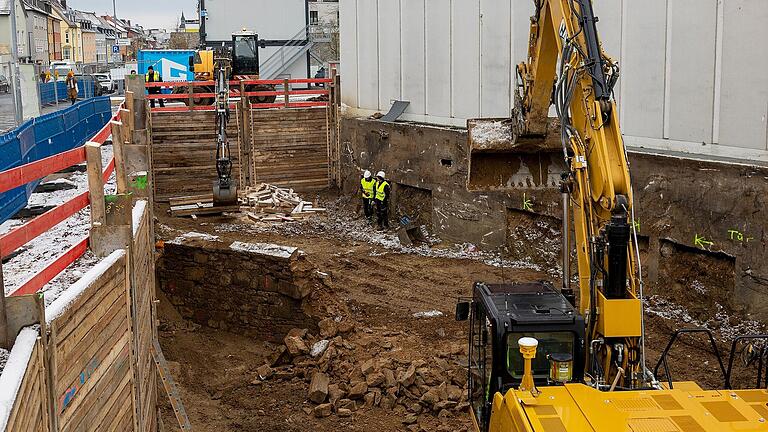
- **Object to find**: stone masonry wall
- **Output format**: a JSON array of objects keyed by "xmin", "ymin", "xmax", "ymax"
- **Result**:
[
  {"xmin": 157, "ymin": 241, "xmax": 320, "ymax": 342},
  {"xmin": 339, "ymin": 117, "xmax": 768, "ymax": 320}
]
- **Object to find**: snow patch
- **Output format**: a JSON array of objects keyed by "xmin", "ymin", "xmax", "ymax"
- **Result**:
[
  {"xmin": 46, "ymin": 249, "xmax": 126, "ymax": 324},
  {"xmin": 413, "ymin": 310, "xmax": 444, "ymax": 319},
  {"xmin": 310, "ymin": 340, "xmax": 330, "ymax": 357},
  {"xmin": 229, "ymin": 241, "xmax": 297, "ymax": 259},
  {"xmin": 169, "ymin": 231, "xmax": 221, "ymax": 244},
  {"xmin": 132, "ymin": 200, "xmax": 147, "ymax": 236},
  {"xmin": 470, "ymin": 120, "xmax": 512, "ymax": 145},
  {"xmin": 0, "ymin": 327, "xmax": 39, "ymax": 430}
]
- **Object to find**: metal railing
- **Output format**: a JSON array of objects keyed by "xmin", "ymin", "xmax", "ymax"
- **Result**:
[{"xmin": 259, "ymin": 25, "xmax": 315, "ymax": 79}]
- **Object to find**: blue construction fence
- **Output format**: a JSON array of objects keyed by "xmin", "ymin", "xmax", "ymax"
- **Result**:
[
  {"xmin": 0, "ymin": 96, "xmax": 113, "ymax": 224},
  {"xmin": 39, "ymin": 78, "xmax": 99, "ymax": 106}
]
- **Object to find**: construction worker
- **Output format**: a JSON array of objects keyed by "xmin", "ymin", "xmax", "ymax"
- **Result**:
[
  {"xmin": 360, "ymin": 170, "xmax": 376, "ymax": 222},
  {"xmin": 65, "ymin": 71, "xmax": 78, "ymax": 105},
  {"xmin": 145, "ymin": 66, "xmax": 165, "ymax": 108},
  {"xmin": 374, "ymin": 171, "xmax": 390, "ymax": 230}
]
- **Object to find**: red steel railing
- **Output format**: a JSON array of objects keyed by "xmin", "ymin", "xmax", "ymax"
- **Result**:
[
  {"xmin": 145, "ymin": 78, "xmax": 333, "ymax": 112},
  {"xmin": 0, "ymin": 109, "xmax": 121, "ymax": 296}
]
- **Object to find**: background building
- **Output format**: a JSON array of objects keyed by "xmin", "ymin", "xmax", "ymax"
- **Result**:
[
  {"xmin": 199, "ymin": 0, "xmax": 311, "ymax": 79},
  {"xmin": 340, "ymin": 0, "xmax": 768, "ymax": 159}
]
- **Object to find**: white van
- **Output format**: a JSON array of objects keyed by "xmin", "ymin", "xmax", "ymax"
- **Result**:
[{"xmin": 50, "ymin": 61, "xmax": 81, "ymax": 81}]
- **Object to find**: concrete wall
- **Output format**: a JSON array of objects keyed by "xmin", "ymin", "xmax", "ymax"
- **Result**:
[
  {"xmin": 340, "ymin": 0, "xmax": 768, "ymax": 158},
  {"xmin": 158, "ymin": 241, "xmax": 324, "ymax": 342},
  {"xmin": 339, "ymin": 117, "xmax": 768, "ymax": 320}
]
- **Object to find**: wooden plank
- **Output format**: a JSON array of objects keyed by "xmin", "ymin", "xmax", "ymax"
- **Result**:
[
  {"xmin": 111, "ymin": 121, "xmax": 129, "ymax": 193},
  {"xmin": 85, "ymin": 142, "xmax": 106, "ymax": 227},
  {"xmin": 153, "ymin": 340, "xmax": 192, "ymax": 431}
]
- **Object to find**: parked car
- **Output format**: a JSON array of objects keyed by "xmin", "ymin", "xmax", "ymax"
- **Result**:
[
  {"xmin": 93, "ymin": 73, "xmax": 116, "ymax": 94},
  {"xmin": 0, "ymin": 75, "xmax": 8, "ymax": 93},
  {"xmin": 74, "ymin": 73, "xmax": 105, "ymax": 97}
]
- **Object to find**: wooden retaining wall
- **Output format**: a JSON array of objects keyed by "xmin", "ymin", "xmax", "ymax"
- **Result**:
[
  {"xmin": 150, "ymin": 106, "xmax": 331, "ymax": 201},
  {"xmin": 49, "ymin": 251, "xmax": 132, "ymax": 432},
  {"xmin": 150, "ymin": 110, "xmax": 242, "ymax": 201},
  {"xmin": 250, "ymin": 108, "xmax": 330, "ymax": 192},
  {"xmin": 6, "ymin": 337, "xmax": 48, "ymax": 432},
  {"xmin": 3, "ymin": 201, "xmax": 158, "ymax": 432}
]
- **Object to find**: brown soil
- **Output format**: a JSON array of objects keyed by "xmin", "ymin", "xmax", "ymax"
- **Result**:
[{"xmin": 154, "ymin": 192, "xmax": 766, "ymax": 431}]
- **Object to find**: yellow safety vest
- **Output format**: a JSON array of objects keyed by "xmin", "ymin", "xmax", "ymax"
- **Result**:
[
  {"xmin": 375, "ymin": 180, "xmax": 389, "ymax": 202},
  {"xmin": 145, "ymin": 71, "xmax": 160, "ymax": 82},
  {"xmin": 361, "ymin": 178, "xmax": 376, "ymax": 198}
]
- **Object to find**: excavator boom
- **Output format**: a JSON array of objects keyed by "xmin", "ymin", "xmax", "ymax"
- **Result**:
[{"xmin": 457, "ymin": 0, "xmax": 768, "ymax": 431}]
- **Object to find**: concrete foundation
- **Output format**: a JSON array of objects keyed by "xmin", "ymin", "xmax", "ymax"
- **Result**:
[{"xmin": 340, "ymin": 117, "xmax": 768, "ymax": 320}]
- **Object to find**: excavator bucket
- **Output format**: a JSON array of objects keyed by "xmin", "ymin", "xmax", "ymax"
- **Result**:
[
  {"xmin": 213, "ymin": 181, "xmax": 238, "ymax": 206},
  {"xmin": 466, "ymin": 117, "xmax": 567, "ymax": 191}
]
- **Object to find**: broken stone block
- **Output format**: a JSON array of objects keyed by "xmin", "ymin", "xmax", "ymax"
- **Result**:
[
  {"xmin": 382, "ymin": 368, "xmax": 396, "ymax": 387},
  {"xmin": 360, "ymin": 358, "xmax": 376, "ymax": 376},
  {"xmin": 364, "ymin": 392, "xmax": 376, "ymax": 407},
  {"xmin": 314, "ymin": 403, "xmax": 333, "ymax": 418},
  {"xmin": 420, "ymin": 388, "xmax": 440, "ymax": 407},
  {"xmin": 328, "ymin": 384, "xmax": 344, "ymax": 405},
  {"xmin": 402, "ymin": 414, "xmax": 418, "ymax": 425},
  {"xmin": 309, "ymin": 372, "xmax": 330, "ymax": 404},
  {"xmin": 447, "ymin": 384, "xmax": 463, "ymax": 402},
  {"xmin": 337, "ymin": 408, "xmax": 352, "ymax": 417},
  {"xmin": 380, "ymin": 393, "xmax": 397, "ymax": 410},
  {"xmin": 287, "ymin": 328, "xmax": 309, "ymax": 338},
  {"xmin": 366, "ymin": 371, "xmax": 385, "ymax": 387},
  {"xmin": 337, "ymin": 399, "xmax": 357, "ymax": 411},
  {"xmin": 318, "ymin": 318, "xmax": 338, "ymax": 338},
  {"xmin": 398, "ymin": 364, "xmax": 416, "ymax": 387},
  {"xmin": 348, "ymin": 381, "xmax": 368, "ymax": 399},
  {"xmin": 256, "ymin": 364, "xmax": 274, "ymax": 380},
  {"xmin": 285, "ymin": 335, "xmax": 309, "ymax": 356}
]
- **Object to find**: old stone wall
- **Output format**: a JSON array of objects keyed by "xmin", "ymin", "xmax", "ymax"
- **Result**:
[
  {"xmin": 339, "ymin": 117, "xmax": 768, "ymax": 320},
  {"xmin": 157, "ymin": 241, "xmax": 320, "ymax": 341}
]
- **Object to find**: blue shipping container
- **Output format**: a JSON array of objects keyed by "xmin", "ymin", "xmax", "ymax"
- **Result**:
[{"xmin": 137, "ymin": 50, "xmax": 196, "ymax": 94}]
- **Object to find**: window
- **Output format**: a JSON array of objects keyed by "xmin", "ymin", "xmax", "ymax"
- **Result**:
[
  {"xmin": 506, "ymin": 332, "xmax": 575, "ymax": 379},
  {"xmin": 310, "ymin": 11, "xmax": 319, "ymax": 24}
]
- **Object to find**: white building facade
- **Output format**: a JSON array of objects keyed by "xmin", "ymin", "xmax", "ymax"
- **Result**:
[{"xmin": 340, "ymin": 0, "xmax": 768, "ymax": 159}]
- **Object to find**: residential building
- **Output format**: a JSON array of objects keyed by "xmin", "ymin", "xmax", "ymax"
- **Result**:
[
  {"xmin": 46, "ymin": 3, "xmax": 61, "ymax": 61},
  {"xmin": 0, "ymin": 0, "xmax": 31, "ymax": 67},
  {"xmin": 96, "ymin": 15, "xmax": 117, "ymax": 63},
  {"xmin": 51, "ymin": 2, "xmax": 80, "ymax": 62},
  {"xmin": 73, "ymin": 10, "xmax": 95, "ymax": 64},
  {"xmin": 309, "ymin": 0, "xmax": 337, "ymax": 27},
  {"xmin": 23, "ymin": 0, "xmax": 50, "ymax": 66},
  {"xmin": 100, "ymin": 14, "xmax": 128, "ymax": 61}
]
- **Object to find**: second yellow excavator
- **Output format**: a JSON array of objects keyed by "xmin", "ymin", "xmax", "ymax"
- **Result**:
[{"xmin": 457, "ymin": 0, "xmax": 768, "ymax": 430}]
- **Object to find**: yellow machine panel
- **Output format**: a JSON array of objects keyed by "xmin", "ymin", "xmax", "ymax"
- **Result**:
[
  {"xmin": 490, "ymin": 384, "xmax": 768, "ymax": 431},
  {"xmin": 596, "ymin": 292, "xmax": 642, "ymax": 337}
]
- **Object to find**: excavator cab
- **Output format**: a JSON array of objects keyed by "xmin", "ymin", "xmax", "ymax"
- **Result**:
[
  {"xmin": 231, "ymin": 30, "xmax": 260, "ymax": 76},
  {"xmin": 457, "ymin": 281, "xmax": 585, "ymax": 432}
]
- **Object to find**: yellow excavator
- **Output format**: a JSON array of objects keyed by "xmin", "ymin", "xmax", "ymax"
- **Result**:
[{"xmin": 456, "ymin": 0, "xmax": 768, "ymax": 431}]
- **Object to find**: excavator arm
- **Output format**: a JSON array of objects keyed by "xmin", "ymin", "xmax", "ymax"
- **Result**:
[{"xmin": 517, "ymin": 0, "xmax": 644, "ymax": 388}]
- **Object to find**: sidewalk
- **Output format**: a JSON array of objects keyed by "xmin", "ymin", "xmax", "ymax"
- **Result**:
[{"xmin": 0, "ymin": 93, "xmax": 80, "ymax": 134}]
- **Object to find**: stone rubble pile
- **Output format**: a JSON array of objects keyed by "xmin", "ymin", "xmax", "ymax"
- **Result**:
[{"xmin": 251, "ymin": 318, "xmax": 471, "ymax": 431}]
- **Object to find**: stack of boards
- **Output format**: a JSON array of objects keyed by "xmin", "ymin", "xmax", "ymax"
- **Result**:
[
  {"xmin": 242, "ymin": 183, "xmax": 326, "ymax": 222},
  {"xmin": 168, "ymin": 183, "xmax": 326, "ymax": 222}
]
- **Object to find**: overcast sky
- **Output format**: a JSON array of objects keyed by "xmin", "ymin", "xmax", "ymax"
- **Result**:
[{"xmin": 65, "ymin": 0, "xmax": 197, "ymax": 30}]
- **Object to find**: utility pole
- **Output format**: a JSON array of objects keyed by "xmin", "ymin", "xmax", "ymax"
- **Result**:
[
  {"xmin": 112, "ymin": 0, "xmax": 117, "ymax": 64},
  {"xmin": 9, "ymin": 0, "xmax": 24, "ymax": 126}
]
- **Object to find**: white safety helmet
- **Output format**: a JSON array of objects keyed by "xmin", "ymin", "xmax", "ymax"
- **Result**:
[
  {"xmin": 363, "ymin": 170, "xmax": 372, "ymax": 179},
  {"xmin": 376, "ymin": 171, "xmax": 386, "ymax": 179}
]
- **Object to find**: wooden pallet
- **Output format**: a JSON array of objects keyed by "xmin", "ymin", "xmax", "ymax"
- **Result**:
[{"xmin": 152, "ymin": 339, "xmax": 193, "ymax": 431}]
